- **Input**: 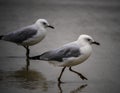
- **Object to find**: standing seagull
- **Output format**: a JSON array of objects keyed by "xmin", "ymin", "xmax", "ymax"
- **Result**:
[
  {"xmin": 30, "ymin": 34, "xmax": 100, "ymax": 83},
  {"xmin": 0, "ymin": 19, "xmax": 54, "ymax": 58}
]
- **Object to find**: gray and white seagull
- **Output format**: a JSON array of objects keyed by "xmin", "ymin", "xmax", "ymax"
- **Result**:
[
  {"xmin": 30, "ymin": 34, "xmax": 100, "ymax": 83},
  {"xmin": 0, "ymin": 19, "xmax": 54, "ymax": 58}
]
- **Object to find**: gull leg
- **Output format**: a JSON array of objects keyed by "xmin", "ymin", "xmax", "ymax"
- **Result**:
[
  {"xmin": 58, "ymin": 67, "xmax": 66, "ymax": 84},
  {"xmin": 24, "ymin": 46, "xmax": 30, "ymax": 71},
  {"xmin": 26, "ymin": 46, "xmax": 30, "ymax": 58},
  {"xmin": 23, "ymin": 46, "xmax": 30, "ymax": 58},
  {"xmin": 69, "ymin": 67, "xmax": 88, "ymax": 80}
]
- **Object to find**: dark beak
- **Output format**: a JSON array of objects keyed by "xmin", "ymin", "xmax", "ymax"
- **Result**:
[
  {"xmin": 47, "ymin": 25, "xmax": 55, "ymax": 29},
  {"xmin": 92, "ymin": 41, "xmax": 100, "ymax": 45}
]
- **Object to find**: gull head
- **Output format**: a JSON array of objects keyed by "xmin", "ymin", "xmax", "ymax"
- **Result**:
[
  {"xmin": 77, "ymin": 34, "xmax": 100, "ymax": 46},
  {"xmin": 35, "ymin": 19, "xmax": 54, "ymax": 29}
]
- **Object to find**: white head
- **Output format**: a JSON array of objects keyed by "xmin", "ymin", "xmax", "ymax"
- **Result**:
[
  {"xmin": 35, "ymin": 19, "xmax": 54, "ymax": 29},
  {"xmin": 77, "ymin": 34, "xmax": 100, "ymax": 46}
]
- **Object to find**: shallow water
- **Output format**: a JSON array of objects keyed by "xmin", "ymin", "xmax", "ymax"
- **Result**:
[{"xmin": 0, "ymin": 0, "xmax": 120, "ymax": 93}]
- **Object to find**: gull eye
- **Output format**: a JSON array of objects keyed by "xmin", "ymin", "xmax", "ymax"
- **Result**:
[
  {"xmin": 42, "ymin": 22, "xmax": 47, "ymax": 26},
  {"xmin": 87, "ymin": 38, "xmax": 91, "ymax": 42}
]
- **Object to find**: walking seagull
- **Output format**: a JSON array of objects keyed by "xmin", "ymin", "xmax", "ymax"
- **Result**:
[
  {"xmin": 30, "ymin": 34, "xmax": 100, "ymax": 83},
  {"xmin": 0, "ymin": 19, "xmax": 54, "ymax": 58}
]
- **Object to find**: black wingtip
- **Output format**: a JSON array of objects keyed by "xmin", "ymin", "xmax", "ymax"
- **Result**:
[
  {"xmin": 0, "ymin": 35, "xmax": 3, "ymax": 40},
  {"xmin": 29, "ymin": 55, "xmax": 40, "ymax": 60}
]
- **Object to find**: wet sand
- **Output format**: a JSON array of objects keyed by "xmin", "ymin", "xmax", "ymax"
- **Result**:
[{"xmin": 0, "ymin": 0, "xmax": 120, "ymax": 93}]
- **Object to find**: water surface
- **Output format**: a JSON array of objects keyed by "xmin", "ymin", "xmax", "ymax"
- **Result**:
[{"xmin": 0, "ymin": 0, "xmax": 120, "ymax": 93}]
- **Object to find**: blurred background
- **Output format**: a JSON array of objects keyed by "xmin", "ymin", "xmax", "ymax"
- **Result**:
[{"xmin": 0, "ymin": 0, "xmax": 120, "ymax": 93}]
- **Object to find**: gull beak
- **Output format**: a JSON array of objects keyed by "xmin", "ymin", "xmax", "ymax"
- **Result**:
[
  {"xmin": 47, "ymin": 25, "xmax": 55, "ymax": 29},
  {"xmin": 92, "ymin": 41, "xmax": 100, "ymax": 45}
]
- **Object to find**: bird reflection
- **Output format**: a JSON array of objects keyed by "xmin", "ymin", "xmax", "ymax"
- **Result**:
[
  {"xmin": 58, "ymin": 82, "xmax": 87, "ymax": 93},
  {"xmin": 70, "ymin": 84, "xmax": 88, "ymax": 93},
  {"xmin": 7, "ymin": 55, "xmax": 31, "ymax": 71},
  {"xmin": 58, "ymin": 82, "xmax": 63, "ymax": 93},
  {"xmin": 26, "ymin": 56, "xmax": 30, "ymax": 71},
  {"xmin": 13, "ymin": 67, "xmax": 48, "ymax": 91}
]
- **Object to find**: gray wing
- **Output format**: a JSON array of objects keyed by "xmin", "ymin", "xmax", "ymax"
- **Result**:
[
  {"xmin": 3, "ymin": 25, "xmax": 37, "ymax": 44},
  {"xmin": 31, "ymin": 45, "xmax": 81, "ymax": 62}
]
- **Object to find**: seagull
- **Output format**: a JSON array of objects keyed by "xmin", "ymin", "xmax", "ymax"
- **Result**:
[
  {"xmin": 0, "ymin": 19, "xmax": 54, "ymax": 58},
  {"xmin": 30, "ymin": 34, "xmax": 100, "ymax": 83}
]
